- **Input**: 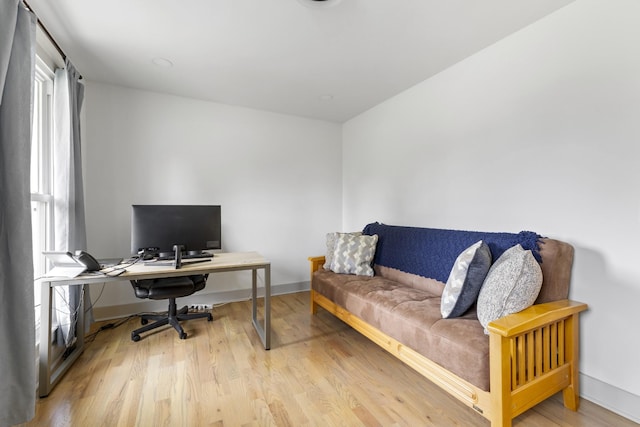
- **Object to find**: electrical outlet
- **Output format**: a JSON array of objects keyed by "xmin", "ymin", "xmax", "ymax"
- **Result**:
[{"xmin": 189, "ymin": 303, "xmax": 212, "ymax": 311}]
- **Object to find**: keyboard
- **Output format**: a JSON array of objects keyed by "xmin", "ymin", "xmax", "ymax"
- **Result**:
[{"xmin": 156, "ymin": 252, "xmax": 214, "ymax": 261}]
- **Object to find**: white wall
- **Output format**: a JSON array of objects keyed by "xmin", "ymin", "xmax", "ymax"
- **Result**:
[
  {"xmin": 83, "ymin": 83, "xmax": 342, "ymax": 309},
  {"xmin": 343, "ymin": 0, "xmax": 639, "ymax": 421}
]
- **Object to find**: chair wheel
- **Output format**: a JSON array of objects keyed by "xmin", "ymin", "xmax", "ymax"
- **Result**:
[
  {"xmin": 179, "ymin": 332, "xmax": 187, "ymax": 340},
  {"xmin": 140, "ymin": 318, "xmax": 148, "ymax": 325},
  {"xmin": 131, "ymin": 334, "xmax": 141, "ymax": 342}
]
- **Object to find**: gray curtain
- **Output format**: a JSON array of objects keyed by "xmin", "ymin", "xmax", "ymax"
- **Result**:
[
  {"xmin": 0, "ymin": 1, "xmax": 37, "ymax": 425},
  {"xmin": 53, "ymin": 59, "xmax": 89, "ymax": 347}
]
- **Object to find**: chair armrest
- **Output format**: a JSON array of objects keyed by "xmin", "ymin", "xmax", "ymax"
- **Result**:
[
  {"xmin": 308, "ymin": 256, "xmax": 326, "ymax": 274},
  {"xmin": 487, "ymin": 299, "xmax": 588, "ymax": 338}
]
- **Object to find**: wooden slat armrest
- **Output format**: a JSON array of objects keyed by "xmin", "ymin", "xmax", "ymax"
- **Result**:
[
  {"xmin": 487, "ymin": 299, "xmax": 588, "ymax": 338},
  {"xmin": 308, "ymin": 256, "xmax": 326, "ymax": 273}
]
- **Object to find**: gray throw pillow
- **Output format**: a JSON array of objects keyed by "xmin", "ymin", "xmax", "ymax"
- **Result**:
[
  {"xmin": 324, "ymin": 231, "xmax": 362, "ymax": 269},
  {"xmin": 477, "ymin": 244, "xmax": 543, "ymax": 334},
  {"xmin": 330, "ymin": 233, "xmax": 378, "ymax": 276},
  {"xmin": 441, "ymin": 240, "xmax": 492, "ymax": 318}
]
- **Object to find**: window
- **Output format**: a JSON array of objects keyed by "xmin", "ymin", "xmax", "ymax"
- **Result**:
[{"xmin": 31, "ymin": 57, "xmax": 55, "ymax": 338}]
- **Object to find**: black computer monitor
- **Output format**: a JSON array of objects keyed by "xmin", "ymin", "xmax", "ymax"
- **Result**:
[{"xmin": 131, "ymin": 205, "xmax": 221, "ymax": 257}]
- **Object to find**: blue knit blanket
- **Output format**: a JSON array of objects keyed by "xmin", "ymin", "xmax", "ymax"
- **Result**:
[{"xmin": 362, "ymin": 222, "xmax": 542, "ymax": 283}]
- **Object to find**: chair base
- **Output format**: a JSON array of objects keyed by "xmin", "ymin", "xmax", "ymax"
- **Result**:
[{"xmin": 131, "ymin": 298, "xmax": 212, "ymax": 341}]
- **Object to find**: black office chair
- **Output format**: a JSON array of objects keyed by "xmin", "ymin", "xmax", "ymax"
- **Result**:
[{"xmin": 129, "ymin": 274, "xmax": 212, "ymax": 341}]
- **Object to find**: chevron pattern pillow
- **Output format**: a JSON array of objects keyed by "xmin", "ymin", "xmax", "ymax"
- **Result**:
[
  {"xmin": 324, "ymin": 231, "xmax": 362, "ymax": 269},
  {"xmin": 330, "ymin": 233, "xmax": 378, "ymax": 276}
]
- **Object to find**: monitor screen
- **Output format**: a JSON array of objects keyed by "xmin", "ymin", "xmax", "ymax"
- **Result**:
[{"xmin": 131, "ymin": 205, "xmax": 221, "ymax": 256}]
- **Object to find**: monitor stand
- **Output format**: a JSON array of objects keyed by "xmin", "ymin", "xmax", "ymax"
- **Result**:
[{"xmin": 173, "ymin": 244, "xmax": 183, "ymax": 269}]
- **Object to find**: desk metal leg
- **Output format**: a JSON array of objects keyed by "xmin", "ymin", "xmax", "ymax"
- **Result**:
[
  {"xmin": 251, "ymin": 265, "xmax": 271, "ymax": 350},
  {"xmin": 38, "ymin": 282, "xmax": 86, "ymax": 397},
  {"xmin": 39, "ymin": 280, "xmax": 52, "ymax": 397}
]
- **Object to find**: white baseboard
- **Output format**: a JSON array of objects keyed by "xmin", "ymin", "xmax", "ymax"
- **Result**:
[
  {"xmin": 581, "ymin": 373, "xmax": 640, "ymax": 423},
  {"xmin": 92, "ymin": 281, "xmax": 310, "ymax": 321}
]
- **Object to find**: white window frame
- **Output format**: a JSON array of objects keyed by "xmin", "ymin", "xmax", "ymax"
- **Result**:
[{"xmin": 31, "ymin": 56, "xmax": 55, "ymax": 338}]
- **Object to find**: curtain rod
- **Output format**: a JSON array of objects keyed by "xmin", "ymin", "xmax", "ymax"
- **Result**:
[{"xmin": 22, "ymin": 0, "xmax": 79, "ymax": 76}]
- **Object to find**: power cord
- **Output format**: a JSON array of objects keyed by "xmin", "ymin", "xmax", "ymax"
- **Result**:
[{"xmin": 84, "ymin": 315, "xmax": 135, "ymax": 344}]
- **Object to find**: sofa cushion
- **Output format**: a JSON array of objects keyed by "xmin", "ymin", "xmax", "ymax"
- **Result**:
[
  {"xmin": 441, "ymin": 240, "xmax": 492, "ymax": 318},
  {"xmin": 535, "ymin": 238, "xmax": 574, "ymax": 304},
  {"xmin": 323, "ymin": 231, "xmax": 362, "ymax": 270},
  {"xmin": 477, "ymin": 244, "xmax": 543, "ymax": 333},
  {"xmin": 330, "ymin": 233, "xmax": 378, "ymax": 276},
  {"xmin": 374, "ymin": 265, "xmax": 445, "ymax": 296},
  {"xmin": 312, "ymin": 269, "xmax": 491, "ymax": 391}
]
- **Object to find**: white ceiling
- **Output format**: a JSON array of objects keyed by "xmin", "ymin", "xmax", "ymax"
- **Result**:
[{"xmin": 27, "ymin": 0, "xmax": 573, "ymax": 123}]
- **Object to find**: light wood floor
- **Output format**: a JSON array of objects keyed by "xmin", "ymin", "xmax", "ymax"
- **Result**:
[{"xmin": 20, "ymin": 292, "xmax": 635, "ymax": 427}]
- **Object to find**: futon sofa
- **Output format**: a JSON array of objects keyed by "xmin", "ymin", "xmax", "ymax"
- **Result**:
[{"xmin": 308, "ymin": 222, "xmax": 587, "ymax": 427}]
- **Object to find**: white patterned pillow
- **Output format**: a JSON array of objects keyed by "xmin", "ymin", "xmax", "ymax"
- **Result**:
[
  {"xmin": 441, "ymin": 240, "xmax": 492, "ymax": 318},
  {"xmin": 477, "ymin": 244, "xmax": 543, "ymax": 334},
  {"xmin": 324, "ymin": 231, "xmax": 362, "ymax": 269},
  {"xmin": 330, "ymin": 233, "xmax": 378, "ymax": 276}
]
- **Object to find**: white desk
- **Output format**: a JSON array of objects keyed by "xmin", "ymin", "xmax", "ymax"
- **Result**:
[{"xmin": 38, "ymin": 251, "xmax": 270, "ymax": 397}]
